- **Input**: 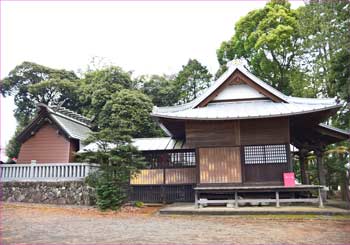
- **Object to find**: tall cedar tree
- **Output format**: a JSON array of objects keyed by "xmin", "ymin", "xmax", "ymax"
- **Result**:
[{"xmin": 175, "ymin": 59, "xmax": 212, "ymax": 103}]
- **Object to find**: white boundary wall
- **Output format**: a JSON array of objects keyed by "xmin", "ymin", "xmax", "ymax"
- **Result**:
[{"xmin": 0, "ymin": 163, "xmax": 98, "ymax": 182}]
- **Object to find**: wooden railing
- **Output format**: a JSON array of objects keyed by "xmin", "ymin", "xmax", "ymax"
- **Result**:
[{"xmin": 0, "ymin": 163, "xmax": 98, "ymax": 182}]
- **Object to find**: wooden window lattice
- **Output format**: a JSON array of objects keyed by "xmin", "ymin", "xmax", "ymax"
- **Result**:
[
  {"xmin": 244, "ymin": 144, "xmax": 287, "ymax": 165},
  {"xmin": 144, "ymin": 151, "xmax": 196, "ymax": 169}
]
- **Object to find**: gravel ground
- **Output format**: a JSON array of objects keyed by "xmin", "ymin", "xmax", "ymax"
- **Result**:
[{"xmin": 1, "ymin": 202, "xmax": 350, "ymax": 244}]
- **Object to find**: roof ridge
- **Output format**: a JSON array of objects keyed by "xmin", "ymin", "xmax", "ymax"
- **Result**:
[{"xmin": 49, "ymin": 105, "xmax": 92, "ymax": 126}]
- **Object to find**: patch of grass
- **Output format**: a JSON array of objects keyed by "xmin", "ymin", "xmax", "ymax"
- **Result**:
[
  {"xmin": 134, "ymin": 201, "xmax": 144, "ymax": 208},
  {"xmin": 239, "ymin": 214, "xmax": 350, "ymax": 221}
]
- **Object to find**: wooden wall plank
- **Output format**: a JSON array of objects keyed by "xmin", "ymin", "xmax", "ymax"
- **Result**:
[
  {"xmin": 240, "ymin": 117, "xmax": 290, "ymax": 145},
  {"xmin": 244, "ymin": 163, "xmax": 289, "ymax": 183},
  {"xmin": 131, "ymin": 168, "xmax": 197, "ymax": 185},
  {"xmin": 186, "ymin": 121, "xmax": 240, "ymax": 147},
  {"xmin": 130, "ymin": 169, "xmax": 164, "ymax": 185},
  {"xmin": 17, "ymin": 123, "xmax": 71, "ymax": 164},
  {"xmin": 199, "ymin": 147, "xmax": 241, "ymax": 183},
  {"xmin": 165, "ymin": 168, "xmax": 196, "ymax": 184}
]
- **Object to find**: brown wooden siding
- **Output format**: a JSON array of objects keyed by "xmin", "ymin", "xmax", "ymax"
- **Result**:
[
  {"xmin": 165, "ymin": 168, "xmax": 196, "ymax": 184},
  {"xmin": 240, "ymin": 117, "xmax": 290, "ymax": 145},
  {"xmin": 131, "ymin": 168, "xmax": 196, "ymax": 185},
  {"xmin": 17, "ymin": 123, "xmax": 71, "ymax": 164},
  {"xmin": 244, "ymin": 163, "xmax": 289, "ymax": 184},
  {"xmin": 186, "ymin": 120, "xmax": 240, "ymax": 147},
  {"xmin": 130, "ymin": 169, "xmax": 164, "ymax": 185},
  {"xmin": 199, "ymin": 147, "xmax": 241, "ymax": 183}
]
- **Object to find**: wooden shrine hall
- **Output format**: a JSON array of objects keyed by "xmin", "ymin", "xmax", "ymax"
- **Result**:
[{"xmin": 82, "ymin": 64, "xmax": 350, "ymax": 207}]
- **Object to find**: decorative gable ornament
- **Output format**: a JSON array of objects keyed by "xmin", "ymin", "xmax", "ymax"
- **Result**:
[{"xmin": 226, "ymin": 58, "xmax": 246, "ymax": 68}]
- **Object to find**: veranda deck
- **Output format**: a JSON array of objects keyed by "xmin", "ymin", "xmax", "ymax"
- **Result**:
[{"xmin": 194, "ymin": 185, "xmax": 324, "ymax": 208}]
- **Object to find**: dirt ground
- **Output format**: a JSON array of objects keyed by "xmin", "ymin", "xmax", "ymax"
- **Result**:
[{"xmin": 1, "ymin": 202, "xmax": 350, "ymax": 244}]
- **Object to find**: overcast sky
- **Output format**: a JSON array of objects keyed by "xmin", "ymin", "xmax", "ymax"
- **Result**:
[{"xmin": 0, "ymin": 0, "xmax": 304, "ymax": 160}]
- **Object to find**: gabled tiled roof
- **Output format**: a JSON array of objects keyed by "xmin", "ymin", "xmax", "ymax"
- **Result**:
[
  {"xmin": 50, "ymin": 114, "xmax": 92, "ymax": 141},
  {"xmin": 17, "ymin": 104, "xmax": 92, "ymax": 143},
  {"xmin": 152, "ymin": 64, "xmax": 341, "ymax": 120},
  {"xmin": 49, "ymin": 105, "xmax": 91, "ymax": 126}
]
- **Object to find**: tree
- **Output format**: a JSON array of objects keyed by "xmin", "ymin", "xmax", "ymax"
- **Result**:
[
  {"xmin": 28, "ymin": 79, "xmax": 78, "ymax": 110},
  {"xmin": 175, "ymin": 59, "xmax": 212, "ymax": 103},
  {"xmin": 78, "ymin": 66, "xmax": 135, "ymax": 123},
  {"xmin": 97, "ymin": 89, "xmax": 163, "ymax": 138},
  {"xmin": 217, "ymin": 0, "xmax": 302, "ymax": 95},
  {"xmin": 330, "ymin": 49, "xmax": 350, "ymax": 130},
  {"xmin": 297, "ymin": 1, "xmax": 350, "ymax": 199},
  {"xmin": 139, "ymin": 74, "xmax": 179, "ymax": 107},
  {"xmin": 0, "ymin": 62, "xmax": 79, "ymax": 126},
  {"xmin": 81, "ymin": 130, "xmax": 145, "ymax": 210},
  {"xmin": 297, "ymin": 0, "xmax": 350, "ymax": 99},
  {"xmin": 324, "ymin": 145, "xmax": 350, "ymax": 203},
  {"xmin": 5, "ymin": 126, "xmax": 23, "ymax": 160}
]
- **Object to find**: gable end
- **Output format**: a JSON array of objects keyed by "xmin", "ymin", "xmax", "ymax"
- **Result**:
[{"xmin": 196, "ymin": 70, "xmax": 285, "ymax": 108}]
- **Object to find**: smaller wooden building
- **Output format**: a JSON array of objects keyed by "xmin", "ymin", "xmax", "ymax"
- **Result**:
[{"xmin": 16, "ymin": 104, "xmax": 92, "ymax": 164}]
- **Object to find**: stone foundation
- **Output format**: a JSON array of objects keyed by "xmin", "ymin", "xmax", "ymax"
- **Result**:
[{"xmin": 1, "ymin": 181, "xmax": 96, "ymax": 206}]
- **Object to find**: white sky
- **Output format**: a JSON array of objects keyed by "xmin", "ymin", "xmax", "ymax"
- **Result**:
[{"xmin": 0, "ymin": 0, "xmax": 304, "ymax": 161}]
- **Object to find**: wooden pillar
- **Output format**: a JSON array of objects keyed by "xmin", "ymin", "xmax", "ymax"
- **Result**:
[
  {"xmin": 287, "ymin": 144, "xmax": 293, "ymax": 172},
  {"xmin": 339, "ymin": 153, "xmax": 350, "ymax": 208},
  {"xmin": 234, "ymin": 192, "xmax": 238, "ymax": 208},
  {"xmin": 315, "ymin": 149, "xmax": 327, "ymax": 201},
  {"xmin": 275, "ymin": 191, "xmax": 280, "ymax": 208},
  {"xmin": 162, "ymin": 167, "xmax": 166, "ymax": 204},
  {"xmin": 345, "ymin": 169, "xmax": 350, "ymax": 209},
  {"xmin": 299, "ymin": 149, "xmax": 309, "ymax": 185},
  {"xmin": 318, "ymin": 187, "xmax": 324, "ymax": 208}
]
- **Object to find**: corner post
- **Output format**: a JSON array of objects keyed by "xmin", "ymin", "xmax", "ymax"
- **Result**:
[
  {"xmin": 315, "ymin": 149, "xmax": 327, "ymax": 202},
  {"xmin": 299, "ymin": 149, "xmax": 309, "ymax": 185},
  {"xmin": 194, "ymin": 190, "xmax": 199, "ymax": 208}
]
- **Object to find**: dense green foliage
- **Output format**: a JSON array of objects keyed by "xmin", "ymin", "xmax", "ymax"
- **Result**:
[
  {"xmin": 175, "ymin": 59, "xmax": 212, "ymax": 103},
  {"xmin": 298, "ymin": 1, "xmax": 350, "ymax": 99},
  {"xmin": 139, "ymin": 59, "xmax": 213, "ymax": 106},
  {"xmin": 98, "ymin": 89, "xmax": 163, "ymax": 138},
  {"xmin": 140, "ymin": 74, "xmax": 179, "ymax": 107},
  {"xmin": 217, "ymin": 0, "xmax": 302, "ymax": 94},
  {"xmin": 5, "ymin": 126, "xmax": 23, "ymax": 161},
  {"xmin": 78, "ymin": 66, "xmax": 136, "ymax": 120},
  {"xmin": 81, "ymin": 131, "xmax": 145, "ymax": 210},
  {"xmin": 0, "ymin": 62, "xmax": 79, "ymax": 126}
]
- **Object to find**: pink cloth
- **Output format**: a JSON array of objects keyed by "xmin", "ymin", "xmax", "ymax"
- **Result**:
[{"xmin": 283, "ymin": 172, "xmax": 295, "ymax": 187}]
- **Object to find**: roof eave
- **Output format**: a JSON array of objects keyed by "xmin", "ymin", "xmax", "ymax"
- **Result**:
[
  {"xmin": 151, "ymin": 104, "xmax": 342, "ymax": 121},
  {"xmin": 317, "ymin": 124, "xmax": 350, "ymax": 140},
  {"xmin": 16, "ymin": 109, "xmax": 49, "ymax": 143}
]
